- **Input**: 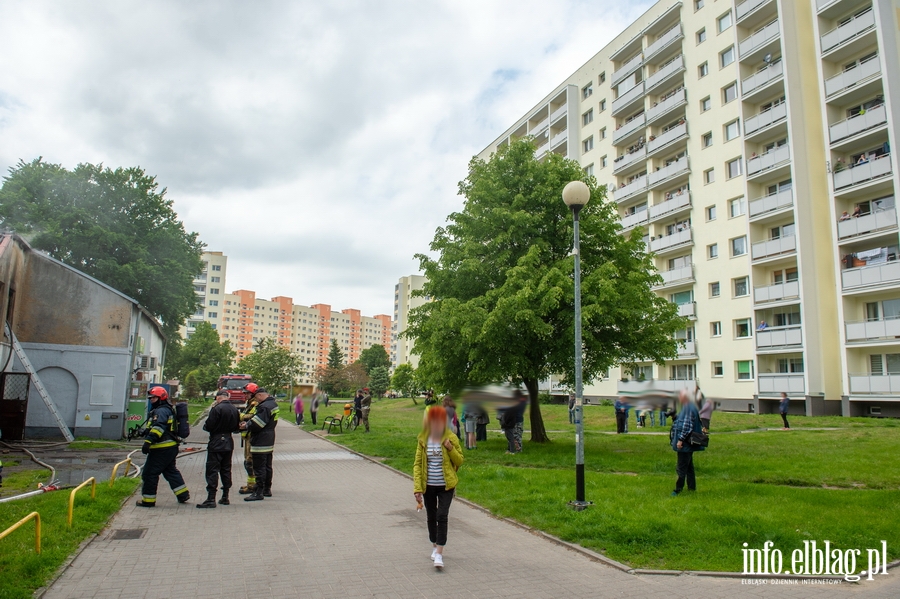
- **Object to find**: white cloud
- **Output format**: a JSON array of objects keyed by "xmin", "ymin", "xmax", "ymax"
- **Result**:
[{"xmin": 0, "ymin": 0, "xmax": 654, "ymax": 315}]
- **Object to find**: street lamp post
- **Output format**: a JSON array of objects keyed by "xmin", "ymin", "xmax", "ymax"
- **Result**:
[{"xmin": 562, "ymin": 180, "xmax": 592, "ymax": 511}]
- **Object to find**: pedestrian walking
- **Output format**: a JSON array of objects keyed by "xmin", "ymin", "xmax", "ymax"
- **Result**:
[
  {"xmin": 779, "ymin": 392, "xmax": 791, "ymax": 430},
  {"xmin": 511, "ymin": 394, "xmax": 526, "ymax": 453},
  {"xmin": 136, "ymin": 387, "xmax": 190, "ymax": 507},
  {"xmin": 310, "ymin": 392, "xmax": 321, "ymax": 426},
  {"xmin": 698, "ymin": 390, "xmax": 713, "ymax": 433},
  {"xmin": 360, "ymin": 391, "xmax": 372, "ymax": 432},
  {"xmin": 442, "ymin": 395, "xmax": 459, "ymax": 439},
  {"xmin": 241, "ymin": 384, "xmax": 279, "ymax": 501},
  {"xmin": 463, "ymin": 403, "xmax": 479, "ymax": 449},
  {"xmin": 197, "ymin": 390, "xmax": 240, "ymax": 508},
  {"xmin": 475, "ymin": 408, "xmax": 489, "ymax": 442},
  {"xmin": 614, "ymin": 397, "xmax": 627, "ymax": 434},
  {"xmin": 499, "ymin": 408, "xmax": 516, "ymax": 453},
  {"xmin": 670, "ymin": 389, "xmax": 705, "ymax": 496},
  {"xmin": 567, "ymin": 393, "xmax": 576, "ymax": 424},
  {"xmin": 413, "ymin": 406, "xmax": 463, "ymax": 570},
  {"xmin": 293, "ymin": 393, "xmax": 304, "ymax": 425}
]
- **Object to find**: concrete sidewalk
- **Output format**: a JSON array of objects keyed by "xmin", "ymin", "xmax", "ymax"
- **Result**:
[{"xmin": 42, "ymin": 423, "xmax": 897, "ymax": 599}]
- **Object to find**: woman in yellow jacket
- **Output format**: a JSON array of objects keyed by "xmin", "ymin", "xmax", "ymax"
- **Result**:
[{"xmin": 414, "ymin": 405, "xmax": 463, "ymax": 569}]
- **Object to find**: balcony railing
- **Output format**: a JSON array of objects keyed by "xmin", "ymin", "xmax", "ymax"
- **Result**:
[
  {"xmin": 759, "ymin": 373, "xmax": 805, "ymax": 394},
  {"xmin": 749, "ymin": 188, "xmax": 793, "ymax": 218},
  {"xmin": 618, "ymin": 379, "xmax": 696, "ymax": 395},
  {"xmin": 849, "ymin": 374, "xmax": 900, "ymax": 395},
  {"xmin": 817, "ymin": 0, "xmax": 838, "ymax": 10},
  {"xmin": 649, "ymin": 227, "xmax": 692, "ymax": 253},
  {"xmin": 550, "ymin": 104, "xmax": 567, "ymax": 123},
  {"xmin": 645, "ymin": 55, "xmax": 684, "ymax": 93},
  {"xmin": 612, "ymin": 53, "xmax": 644, "ymax": 85},
  {"xmin": 739, "ymin": 20, "xmax": 780, "ymax": 59},
  {"xmin": 830, "ymin": 104, "xmax": 887, "ymax": 144},
  {"xmin": 742, "ymin": 60, "xmax": 783, "ymax": 96},
  {"xmin": 747, "ymin": 145, "xmax": 790, "ymax": 177},
  {"xmin": 736, "ymin": 0, "xmax": 769, "ymax": 21},
  {"xmin": 647, "ymin": 88, "xmax": 686, "ymax": 124},
  {"xmin": 744, "ymin": 103, "xmax": 787, "ymax": 136},
  {"xmin": 645, "ymin": 24, "xmax": 682, "ymax": 58},
  {"xmin": 821, "ymin": 8, "xmax": 875, "ymax": 54},
  {"xmin": 649, "ymin": 156, "xmax": 689, "ymax": 186},
  {"xmin": 613, "ymin": 145, "xmax": 647, "ymax": 173},
  {"xmin": 649, "ymin": 191, "xmax": 690, "ymax": 220},
  {"xmin": 756, "ymin": 326, "xmax": 802, "ymax": 349},
  {"xmin": 842, "ymin": 259, "xmax": 900, "ymax": 290},
  {"xmin": 677, "ymin": 302, "xmax": 696, "ymax": 318},
  {"xmin": 621, "ymin": 210, "xmax": 649, "ymax": 230},
  {"xmin": 612, "ymin": 82, "xmax": 646, "ymax": 115},
  {"xmin": 751, "ymin": 235, "xmax": 796, "ymax": 261},
  {"xmin": 613, "ymin": 175, "xmax": 649, "ymax": 203},
  {"xmin": 833, "ymin": 154, "xmax": 892, "ymax": 190},
  {"xmin": 529, "ymin": 118, "xmax": 549, "ymax": 135},
  {"xmin": 846, "ymin": 317, "xmax": 900, "ymax": 343},
  {"xmin": 677, "ymin": 340, "xmax": 697, "ymax": 357},
  {"xmin": 838, "ymin": 208, "xmax": 897, "ymax": 240},
  {"xmin": 647, "ymin": 122, "xmax": 687, "ymax": 155},
  {"xmin": 754, "ymin": 280, "xmax": 800, "ymax": 304},
  {"xmin": 550, "ymin": 130, "xmax": 568, "ymax": 148},
  {"xmin": 825, "ymin": 54, "xmax": 881, "ymax": 98},
  {"xmin": 613, "ymin": 114, "xmax": 646, "ymax": 144}
]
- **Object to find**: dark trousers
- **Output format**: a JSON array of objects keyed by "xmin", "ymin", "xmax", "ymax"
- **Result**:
[
  {"xmin": 700, "ymin": 418, "xmax": 710, "ymax": 431},
  {"xmin": 780, "ymin": 412, "xmax": 790, "ymax": 428},
  {"xmin": 476, "ymin": 423, "xmax": 487, "ymax": 442},
  {"xmin": 615, "ymin": 411, "xmax": 627, "ymax": 434},
  {"xmin": 360, "ymin": 410, "xmax": 370, "ymax": 432},
  {"xmin": 504, "ymin": 428, "xmax": 516, "ymax": 452},
  {"xmin": 674, "ymin": 451, "xmax": 696, "ymax": 493},
  {"xmin": 423, "ymin": 485, "xmax": 454, "ymax": 546},
  {"xmin": 205, "ymin": 450, "xmax": 233, "ymax": 495},
  {"xmin": 142, "ymin": 446, "xmax": 187, "ymax": 502},
  {"xmin": 311, "ymin": 411, "xmax": 318, "ymax": 425},
  {"xmin": 251, "ymin": 452, "xmax": 274, "ymax": 491},
  {"xmin": 295, "ymin": 413, "xmax": 304, "ymax": 425}
]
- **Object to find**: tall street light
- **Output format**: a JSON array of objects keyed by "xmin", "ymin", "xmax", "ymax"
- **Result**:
[{"xmin": 562, "ymin": 180, "xmax": 592, "ymax": 511}]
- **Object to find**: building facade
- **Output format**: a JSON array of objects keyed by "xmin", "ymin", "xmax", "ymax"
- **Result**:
[
  {"xmin": 392, "ymin": 274, "xmax": 428, "ymax": 369},
  {"xmin": 181, "ymin": 251, "xmax": 228, "ymax": 339},
  {"xmin": 478, "ymin": 0, "xmax": 900, "ymax": 416}
]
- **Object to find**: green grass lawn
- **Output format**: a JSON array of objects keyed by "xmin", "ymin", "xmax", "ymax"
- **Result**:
[{"xmin": 304, "ymin": 398, "xmax": 900, "ymax": 572}]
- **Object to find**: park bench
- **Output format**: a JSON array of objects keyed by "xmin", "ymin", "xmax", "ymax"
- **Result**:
[{"xmin": 321, "ymin": 415, "xmax": 344, "ymax": 433}]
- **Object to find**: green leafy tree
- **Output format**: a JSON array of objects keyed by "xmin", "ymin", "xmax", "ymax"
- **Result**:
[
  {"xmin": 357, "ymin": 344, "xmax": 391, "ymax": 374},
  {"xmin": 0, "ymin": 158, "xmax": 204, "ymax": 337},
  {"xmin": 165, "ymin": 322, "xmax": 235, "ymax": 396},
  {"xmin": 315, "ymin": 365, "xmax": 345, "ymax": 396},
  {"xmin": 390, "ymin": 363, "xmax": 419, "ymax": 398},
  {"xmin": 343, "ymin": 362, "xmax": 370, "ymax": 393},
  {"xmin": 183, "ymin": 371, "xmax": 201, "ymax": 401},
  {"xmin": 327, "ymin": 339, "xmax": 345, "ymax": 368},
  {"xmin": 237, "ymin": 338, "xmax": 305, "ymax": 394},
  {"xmin": 368, "ymin": 366, "xmax": 391, "ymax": 397},
  {"xmin": 407, "ymin": 139, "xmax": 685, "ymax": 443}
]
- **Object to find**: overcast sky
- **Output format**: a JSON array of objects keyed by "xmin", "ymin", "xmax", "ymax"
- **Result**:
[{"xmin": 0, "ymin": 0, "xmax": 653, "ymax": 317}]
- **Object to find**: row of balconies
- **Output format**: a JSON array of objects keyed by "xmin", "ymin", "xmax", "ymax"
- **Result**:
[
  {"xmin": 833, "ymin": 153, "xmax": 892, "ymax": 191},
  {"xmin": 612, "ymin": 57, "xmax": 685, "ymax": 117},
  {"xmin": 739, "ymin": 19, "xmax": 780, "ymax": 60},
  {"xmin": 837, "ymin": 208, "xmax": 897, "ymax": 240},
  {"xmin": 821, "ymin": 8, "xmax": 875, "ymax": 55}
]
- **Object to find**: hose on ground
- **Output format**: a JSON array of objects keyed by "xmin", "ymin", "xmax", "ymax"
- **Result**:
[{"xmin": 0, "ymin": 440, "xmax": 56, "ymax": 485}]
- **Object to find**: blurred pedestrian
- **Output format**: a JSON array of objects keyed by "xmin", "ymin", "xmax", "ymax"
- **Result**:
[
  {"xmin": 310, "ymin": 392, "xmax": 321, "ymax": 426},
  {"xmin": 463, "ymin": 403, "xmax": 479, "ymax": 449},
  {"xmin": 779, "ymin": 392, "xmax": 791, "ymax": 430},
  {"xmin": 670, "ymin": 389, "xmax": 704, "ymax": 496},
  {"xmin": 614, "ymin": 397, "xmax": 627, "ymax": 434},
  {"xmin": 360, "ymin": 391, "xmax": 372, "ymax": 432},
  {"xmin": 475, "ymin": 408, "xmax": 489, "ymax": 442},
  {"xmin": 511, "ymin": 394, "xmax": 527, "ymax": 453},
  {"xmin": 499, "ymin": 408, "xmax": 516, "ymax": 454},
  {"xmin": 699, "ymin": 394, "xmax": 714, "ymax": 434},
  {"xmin": 568, "ymin": 393, "xmax": 576, "ymax": 424},
  {"xmin": 292, "ymin": 393, "xmax": 304, "ymax": 425},
  {"xmin": 442, "ymin": 395, "xmax": 460, "ymax": 439}
]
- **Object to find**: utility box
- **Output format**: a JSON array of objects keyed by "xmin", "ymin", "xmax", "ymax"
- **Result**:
[{"xmin": 101, "ymin": 412, "xmax": 123, "ymax": 439}]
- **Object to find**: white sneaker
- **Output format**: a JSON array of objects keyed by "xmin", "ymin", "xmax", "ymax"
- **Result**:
[
  {"xmin": 434, "ymin": 553, "xmax": 444, "ymax": 569},
  {"xmin": 431, "ymin": 547, "xmax": 437, "ymax": 561}
]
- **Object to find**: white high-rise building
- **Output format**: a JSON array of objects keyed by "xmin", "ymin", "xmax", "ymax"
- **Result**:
[
  {"xmin": 181, "ymin": 251, "xmax": 228, "ymax": 339},
  {"xmin": 393, "ymin": 274, "xmax": 428, "ymax": 368}
]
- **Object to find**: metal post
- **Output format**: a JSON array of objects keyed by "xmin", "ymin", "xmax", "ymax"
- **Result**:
[{"xmin": 569, "ymin": 207, "xmax": 591, "ymax": 510}]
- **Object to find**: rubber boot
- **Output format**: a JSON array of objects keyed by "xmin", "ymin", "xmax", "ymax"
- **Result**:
[
  {"xmin": 238, "ymin": 484, "xmax": 256, "ymax": 495},
  {"xmin": 196, "ymin": 492, "xmax": 217, "ymax": 509},
  {"xmin": 218, "ymin": 490, "xmax": 230, "ymax": 505},
  {"xmin": 244, "ymin": 486, "xmax": 264, "ymax": 502},
  {"xmin": 135, "ymin": 500, "xmax": 155, "ymax": 508},
  {"xmin": 263, "ymin": 488, "xmax": 272, "ymax": 498},
  {"xmin": 177, "ymin": 491, "xmax": 191, "ymax": 504}
]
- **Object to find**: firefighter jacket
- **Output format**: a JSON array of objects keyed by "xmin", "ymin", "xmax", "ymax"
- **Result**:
[
  {"xmin": 248, "ymin": 396, "xmax": 279, "ymax": 453},
  {"xmin": 203, "ymin": 401, "xmax": 240, "ymax": 452},
  {"xmin": 240, "ymin": 400, "xmax": 259, "ymax": 439},
  {"xmin": 144, "ymin": 402, "xmax": 178, "ymax": 450}
]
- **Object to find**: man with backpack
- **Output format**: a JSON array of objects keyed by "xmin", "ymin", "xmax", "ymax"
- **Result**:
[
  {"xmin": 197, "ymin": 390, "xmax": 240, "ymax": 509},
  {"xmin": 136, "ymin": 387, "xmax": 190, "ymax": 507},
  {"xmin": 241, "ymin": 384, "xmax": 279, "ymax": 502}
]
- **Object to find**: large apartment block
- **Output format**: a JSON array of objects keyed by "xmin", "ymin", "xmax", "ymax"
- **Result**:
[
  {"xmin": 478, "ymin": 0, "xmax": 900, "ymax": 416},
  {"xmin": 182, "ymin": 251, "xmax": 228, "ymax": 339},
  {"xmin": 392, "ymin": 274, "xmax": 428, "ymax": 369}
]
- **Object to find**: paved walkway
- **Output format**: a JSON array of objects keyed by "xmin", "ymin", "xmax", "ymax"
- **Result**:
[{"xmin": 42, "ymin": 423, "xmax": 897, "ymax": 599}]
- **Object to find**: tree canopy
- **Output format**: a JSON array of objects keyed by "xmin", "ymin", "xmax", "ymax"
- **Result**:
[
  {"xmin": 165, "ymin": 322, "xmax": 236, "ymax": 396},
  {"xmin": 327, "ymin": 340, "xmax": 345, "ymax": 369},
  {"xmin": 357, "ymin": 344, "xmax": 391, "ymax": 373},
  {"xmin": 407, "ymin": 138, "xmax": 685, "ymax": 442},
  {"xmin": 0, "ymin": 158, "xmax": 205, "ymax": 337},
  {"xmin": 237, "ymin": 338, "xmax": 305, "ymax": 393},
  {"xmin": 368, "ymin": 366, "xmax": 391, "ymax": 397},
  {"xmin": 390, "ymin": 363, "xmax": 419, "ymax": 398}
]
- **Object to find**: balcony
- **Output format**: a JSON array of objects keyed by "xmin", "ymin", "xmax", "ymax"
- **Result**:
[
  {"xmin": 612, "ymin": 175, "xmax": 649, "ymax": 203},
  {"xmin": 833, "ymin": 154, "xmax": 892, "ymax": 191},
  {"xmin": 612, "ymin": 52, "xmax": 643, "ymax": 85},
  {"xmin": 654, "ymin": 263, "xmax": 694, "ymax": 288},
  {"xmin": 825, "ymin": 54, "xmax": 881, "ymax": 98},
  {"xmin": 736, "ymin": 0, "xmax": 771, "ymax": 22},
  {"xmin": 621, "ymin": 210, "xmax": 649, "ymax": 230},
  {"xmin": 647, "ymin": 122, "xmax": 687, "ymax": 157},
  {"xmin": 647, "ymin": 88, "xmax": 686, "ymax": 125},
  {"xmin": 739, "ymin": 20, "xmax": 780, "ymax": 60},
  {"xmin": 821, "ymin": 8, "xmax": 875, "ymax": 54},
  {"xmin": 613, "ymin": 145, "xmax": 647, "ymax": 174},
  {"xmin": 842, "ymin": 260, "xmax": 900, "ymax": 291},
  {"xmin": 677, "ymin": 340, "xmax": 697, "ymax": 357},
  {"xmin": 645, "ymin": 24, "xmax": 682, "ymax": 60},
  {"xmin": 754, "ymin": 280, "xmax": 800, "ymax": 304},
  {"xmin": 649, "ymin": 155, "xmax": 689, "ymax": 188},
  {"xmin": 613, "ymin": 113, "xmax": 646, "ymax": 145},
  {"xmin": 612, "ymin": 82, "xmax": 646, "ymax": 116},
  {"xmin": 749, "ymin": 188, "xmax": 794, "ymax": 219},
  {"xmin": 747, "ymin": 145, "xmax": 790, "ymax": 177},
  {"xmin": 550, "ymin": 104, "xmax": 567, "ymax": 124},
  {"xmin": 838, "ymin": 208, "xmax": 897, "ymax": 240},
  {"xmin": 817, "ymin": 0, "xmax": 838, "ymax": 11},
  {"xmin": 649, "ymin": 227, "xmax": 692, "ymax": 253},
  {"xmin": 529, "ymin": 118, "xmax": 549, "ymax": 136},
  {"xmin": 618, "ymin": 379, "xmax": 696, "ymax": 395},
  {"xmin": 849, "ymin": 374, "xmax": 900, "ymax": 395},
  {"xmin": 645, "ymin": 55, "xmax": 685, "ymax": 94},
  {"xmin": 846, "ymin": 317, "xmax": 900, "ymax": 343},
  {"xmin": 759, "ymin": 373, "xmax": 805, "ymax": 394},
  {"xmin": 677, "ymin": 302, "xmax": 696, "ymax": 318},
  {"xmin": 744, "ymin": 103, "xmax": 787, "ymax": 137},
  {"xmin": 751, "ymin": 235, "xmax": 796, "ymax": 261},
  {"xmin": 756, "ymin": 326, "xmax": 802, "ymax": 350},
  {"xmin": 829, "ymin": 104, "xmax": 887, "ymax": 144},
  {"xmin": 742, "ymin": 61, "xmax": 784, "ymax": 97},
  {"xmin": 550, "ymin": 130, "xmax": 568, "ymax": 149},
  {"xmin": 648, "ymin": 190, "xmax": 691, "ymax": 222}
]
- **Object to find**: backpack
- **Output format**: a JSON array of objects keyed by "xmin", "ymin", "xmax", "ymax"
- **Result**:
[{"xmin": 174, "ymin": 401, "xmax": 191, "ymax": 440}]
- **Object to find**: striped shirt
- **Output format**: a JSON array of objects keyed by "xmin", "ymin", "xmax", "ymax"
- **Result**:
[{"xmin": 426, "ymin": 439, "xmax": 445, "ymax": 486}]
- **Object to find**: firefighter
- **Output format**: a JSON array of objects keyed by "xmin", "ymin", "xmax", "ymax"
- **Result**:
[
  {"xmin": 196, "ymin": 390, "xmax": 240, "ymax": 508},
  {"xmin": 136, "ymin": 387, "xmax": 190, "ymax": 507},
  {"xmin": 238, "ymin": 383, "xmax": 262, "ymax": 495},
  {"xmin": 241, "ymin": 385, "xmax": 278, "ymax": 502}
]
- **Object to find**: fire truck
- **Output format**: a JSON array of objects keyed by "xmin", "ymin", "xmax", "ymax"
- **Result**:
[{"xmin": 217, "ymin": 373, "xmax": 254, "ymax": 405}]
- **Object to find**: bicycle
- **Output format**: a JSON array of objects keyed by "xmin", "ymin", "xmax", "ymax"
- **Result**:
[{"xmin": 343, "ymin": 410, "xmax": 358, "ymax": 432}]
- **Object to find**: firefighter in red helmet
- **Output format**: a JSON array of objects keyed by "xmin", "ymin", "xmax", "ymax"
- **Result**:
[
  {"xmin": 238, "ymin": 382, "xmax": 261, "ymax": 495},
  {"xmin": 239, "ymin": 384, "xmax": 279, "ymax": 501},
  {"xmin": 136, "ymin": 386, "xmax": 190, "ymax": 507}
]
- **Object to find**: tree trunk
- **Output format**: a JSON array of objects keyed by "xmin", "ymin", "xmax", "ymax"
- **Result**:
[{"xmin": 524, "ymin": 378, "xmax": 550, "ymax": 443}]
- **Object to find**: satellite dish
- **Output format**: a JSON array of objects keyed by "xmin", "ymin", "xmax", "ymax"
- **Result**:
[{"xmin": 763, "ymin": 53, "xmax": 772, "ymax": 65}]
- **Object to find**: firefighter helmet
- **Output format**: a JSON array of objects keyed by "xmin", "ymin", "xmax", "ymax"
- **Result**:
[
  {"xmin": 148, "ymin": 387, "xmax": 168, "ymax": 402},
  {"xmin": 243, "ymin": 382, "xmax": 260, "ymax": 396}
]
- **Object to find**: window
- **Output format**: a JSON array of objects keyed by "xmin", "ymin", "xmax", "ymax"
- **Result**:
[
  {"xmin": 600, "ymin": 155, "xmax": 608, "ymax": 168},
  {"xmin": 735, "ymin": 318, "xmax": 753, "ymax": 338},
  {"xmin": 697, "ymin": 28, "xmax": 707, "ymax": 44},
  {"xmin": 704, "ymin": 168, "xmax": 715, "ymax": 184},
  {"xmin": 210, "ymin": 288, "xmax": 220, "ymax": 295},
  {"xmin": 599, "ymin": 72, "xmax": 606, "ymax": 84},
  {"xmin": 208, "ymin": 311, "xmax": 218, "ymax": 318},
  {"xmin": 582, "ymin": 83, "xmax": 593, "ymax": 99},
  {"xmin": 711, "ymin": 321, "xmax": 722, "ymax": 337},
  {"xmin": 729, "ymin": 197, "xmax": 746, "ymax": 217},
  {"xmin": 695, "ymin": 0, "xmax": 704, "ymax": 9},
  {"xmin": 731, "ymin": 236, "xmax": 748, "ymax": 256},
  {"xmin": 710, "ymin": 282, "xmax": 721, "ymax": 297},
  {"xmin": 583, "ymin": 136, "xmax": 594, "ymax": 153},
  {"xmin": 599, "ymin": 127, "xmax": 607, "ymax": 139},
  {"xmin": 706, "ymin": 205, "xmax": 717, "ymax": 221},
  {"xmin": 733, "ymin": 277, "xmax": 749, "ymax": 297},
  {"xmin": 723, "ymin": 82, "xmax": 738, "ymax": 104},
  {"xmin": 211, "ymin": 265, "xmax": 221, "ymax": 271},
  {"xmin": 727, "ymin": 157, "xmax": 742, "ymax": 179},
  {"xmin": 702, "ymin": 132, "xmax": 713, "ymax": 148},
  {"xmin": 717, "ymin": 11, "xmax": 733, "ymax": 33},
  {"xmin": 720, "ymin": 46, "xmax": 735, "ymax": 67},
  {"xmin": 778, "ymin": 357, "xmax": 804, "ymax": 373},
  {"xmin": 725, "ymin": 119, "xmax": 740, "ymax": 141},
  {"xmin": 208, "ymin": 300, "xmax": 219, "ymax": 307},
  {"xmin": 671, "ymin": 364, "xmax": 695, "ymax": 380},
  {"xmin": 584, "ymin": 164, "xmax": 594, "ymax": 176},
  {"xmin": 583, "ymin": 109, "xmax": 594, "ymax": 126},
  {"xmin": 210, "ymin": 276, "xmax": 220, "ymax": 283},
  {"xmin": 708, "ymin": 243, "xmax": 719, "ymax": 259},
  {"xmin": 698, "ymin": 62, "xmax": 709, "ymax": 78},
  {"xmin": 736, "ymin": 360, "xmax": 755, "ymax": 380},
  {"xmin": 712, "ymin": 362, "xmax": 724, "ymax": 377},
  {"xmin": 701, "ymin": 96, "xmax": 712, "ymax": 112}
]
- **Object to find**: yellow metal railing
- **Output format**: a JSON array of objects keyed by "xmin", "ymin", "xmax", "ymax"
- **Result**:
[
  {"xmin": 0, "ymin": 511, "xmax": 41, "ymax": 554},
  {"xmin": 67, "ymin": 477, "xmax": 96, "ymax": 528},
  {"xmin": 109, "ymin": 458, "xmax": 132, "ymax": 488}
]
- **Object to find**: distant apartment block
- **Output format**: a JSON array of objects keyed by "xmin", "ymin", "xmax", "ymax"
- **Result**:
[
  {"xmin": 392, "ymin": 274, "xmax": 428, "ymax": 369},
  {"xmin": 181, "ymin": 251, "xmax": 228, "ymax": 340}
]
